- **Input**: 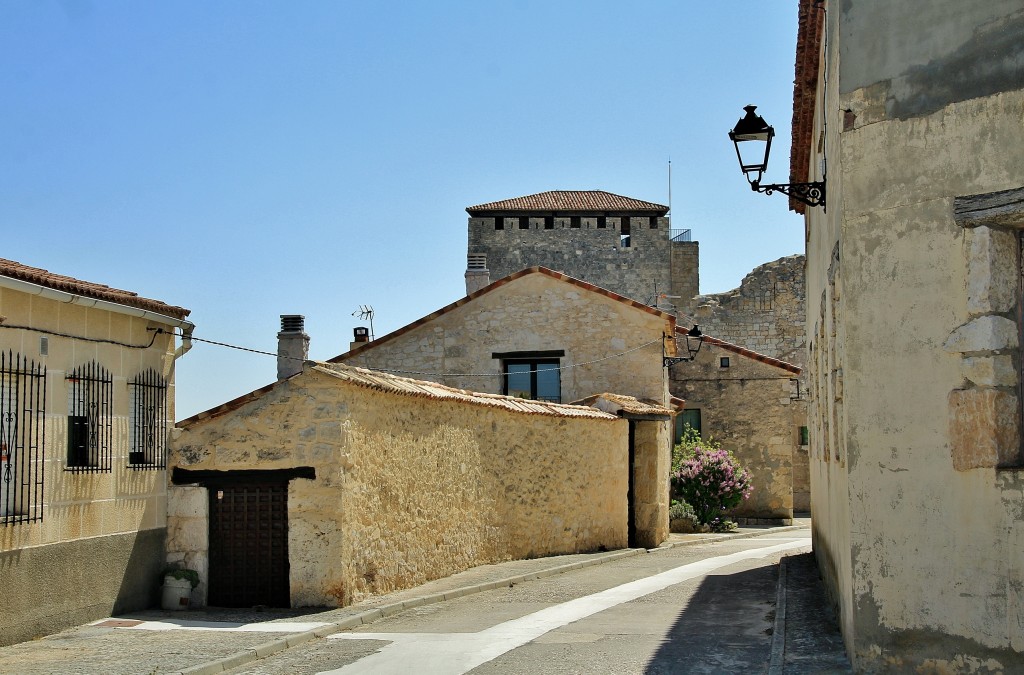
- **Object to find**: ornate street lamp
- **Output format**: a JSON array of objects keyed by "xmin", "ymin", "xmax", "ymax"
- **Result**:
[
  {"xmin": 664, "ymin": 325, "xmax": 704, "ymax": 367},
  {"xmin": 729, "ymin": 105, "xmax": 825, "ymax": 209}
]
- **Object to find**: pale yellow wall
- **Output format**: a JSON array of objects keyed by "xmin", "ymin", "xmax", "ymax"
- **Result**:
[
  {"xmin": 169, "ymin": 367, "xmax": 628, "ymax": 608},
  {"xmin": 342, "ymin": 273, "xmax": 672, "ymax": 406},
  {"xmin": 806, "ymin": 5, "xmax": 1024, "ymax": 666},
  {"xmin": 0, "ymin": 287, "xmax": 176, "ymax": 553}
]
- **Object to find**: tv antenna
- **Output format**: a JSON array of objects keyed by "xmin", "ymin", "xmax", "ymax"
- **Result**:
[{"xmin": 352, "ymin": 305, "xmax": 375, "ymax": 340}]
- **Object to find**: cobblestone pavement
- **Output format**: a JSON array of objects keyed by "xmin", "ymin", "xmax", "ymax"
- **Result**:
[{"xmin": 0, "ymin": 519, "xmax": 849, "ymax": 674}]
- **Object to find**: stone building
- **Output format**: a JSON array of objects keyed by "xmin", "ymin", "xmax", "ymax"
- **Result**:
[
  {"xmin": 793, "ymin": 0, "xmax": 1024, "ymax": 669},
  {"xmin": 670, "ymin": 332, "xmax": 808, "ymax": 521},
  {"xmin": 332, "ymin": 267, "xmax": 677, "ymax": 547},
  {"xmin": 689, "ymin": 254, "xmax": 806, "ymax": 368},
  {"xmin": 168, "ymin": 362, "xmax": 633, "ymax": 609},
  {"xmin": 0, "ymin": 257, "xmax": 192, "ymax": 646},
  {"xmin": 465, "ymin": 190, "xmax": 698, "ymax": 311}
]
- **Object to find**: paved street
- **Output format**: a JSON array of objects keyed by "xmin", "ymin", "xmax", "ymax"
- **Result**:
[{"xmin": 0, "ymin": 522, "xmax": 849, "ymax": 674}]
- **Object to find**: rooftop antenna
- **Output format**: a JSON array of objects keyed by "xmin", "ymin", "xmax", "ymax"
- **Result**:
[
  {"xmin": 668, "ymin": 157, "xmax": 672, "ymax": 226},
  {"xmin": 351, "ymin": 305, "xmax": 375, "ymax": 340}
]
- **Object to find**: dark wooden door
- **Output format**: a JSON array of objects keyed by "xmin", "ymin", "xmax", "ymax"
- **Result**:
[{"xmin": 208, "ymin": 480, "xmax": 290, "ymax": 607}]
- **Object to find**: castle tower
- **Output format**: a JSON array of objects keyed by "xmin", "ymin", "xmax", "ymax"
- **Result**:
[{"xmin": 465, "ymin": 190, "xmax": 698, "ymax": 311}]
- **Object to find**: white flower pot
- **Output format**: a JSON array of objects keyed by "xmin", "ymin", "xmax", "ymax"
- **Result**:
[{"xmin": 161, "ymin": 576, "xmax": 192, "ymax": 610}]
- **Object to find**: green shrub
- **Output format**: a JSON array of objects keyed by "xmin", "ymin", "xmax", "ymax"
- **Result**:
[
  {"xmin": 669, "ymin": 500, "xmax": 695, "ymax": 521},
  {"xmin": 164, "ymin": 567, "xmax": 200, "ymax": 589}
]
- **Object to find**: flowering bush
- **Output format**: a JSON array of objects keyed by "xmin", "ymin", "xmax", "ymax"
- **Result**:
[{"xmin": 672, "ymin": 443, "xmax": 752, "ymax": 530}]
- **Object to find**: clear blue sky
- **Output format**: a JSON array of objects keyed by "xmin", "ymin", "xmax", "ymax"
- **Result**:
[{"xmin": 1, "ymin": 1, "xmax": 803, "ymax": 420}]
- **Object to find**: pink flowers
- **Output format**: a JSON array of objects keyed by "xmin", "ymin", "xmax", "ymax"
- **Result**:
[{"xmin": 672, "ymin": 444, "xmax": 752, "ymax": 527}]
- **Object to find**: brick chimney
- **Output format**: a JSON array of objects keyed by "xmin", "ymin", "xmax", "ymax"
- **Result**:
[
  {"xmin": 277, "ymin": 315, "xmax": 309, "ymax": 380},
  {"xmin": 349, "ymin": 326, "xmax": 370, "ymax": 352}
]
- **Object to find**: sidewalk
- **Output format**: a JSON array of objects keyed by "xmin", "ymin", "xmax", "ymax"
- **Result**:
[{"xmin": 0, "ymin": 520, "xmax": 849, "ymax": 674}]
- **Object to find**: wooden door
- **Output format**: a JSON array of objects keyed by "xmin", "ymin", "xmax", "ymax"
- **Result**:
[{"xmin": 208, "ymin": 480, "xmax": 290, "ymax": 607}]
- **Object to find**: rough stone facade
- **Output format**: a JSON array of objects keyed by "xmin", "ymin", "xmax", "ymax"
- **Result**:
[
  {"xmin": 466, "ymin": 191, "xmax": 698, "ymax": 310},
  {"xmin": 670, "ymin": 338, "xmax": 808, "ymax": 520},
  {"xmin": 688, "ymin": 254, "xmax": 806, "ymax": 368},
  {"xmin": 797, "ymin": 0, "xmax": 1024, "ymax": 669},
  {"xmin": 334, "ymin": 267, "xmax": 676, "ymax": 547},
  {"xmin": 0, "ymin": 259, "xmax": 189, "ymax": 646},
  {"xmin": 168, "ymin": 365, "xmax": 628, "ymax": 608},
  {"xmin": 336, "ymin": 268, "xmax": 674, "ymax": 407}
]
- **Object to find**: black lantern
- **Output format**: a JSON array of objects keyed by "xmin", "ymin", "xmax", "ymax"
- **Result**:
[
  {"xmin": 728, "ymin": 104, "xmax": 825, "ymax": 209},
  {"xmin": 664, "ymin": 325, "xmax": 704, "ymax": 367}
]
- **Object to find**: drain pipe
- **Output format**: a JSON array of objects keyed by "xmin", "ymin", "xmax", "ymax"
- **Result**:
[{"xmin": 174, "ymin": 321, "xmax": 195, "ymax": 360}]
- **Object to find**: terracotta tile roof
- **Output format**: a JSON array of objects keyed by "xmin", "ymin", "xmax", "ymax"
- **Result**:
[
  {"xmin": 467, "ymin": 190, "xmax": 669, "ymax": 215},
  {"xmin": 677, "ymin": 327, "xmax": 801, "ymax": 375},
  {"xmin": 571, "ymin": 393, "xmax": 674, "ymax": 418},
  {"xmin": 790, "ymin": 0, "xmax": 825, "ymax": 215},
  {"xmin": 0, "ymin": 257, "xmax": 190, "ymax": 319},
  {"xmin": 177, "ymin": 362, "xmax": 618, "ymax": 427},
  {"xmin": 330, "ymin": 267, "xmax": 676, "ymax": 364}
]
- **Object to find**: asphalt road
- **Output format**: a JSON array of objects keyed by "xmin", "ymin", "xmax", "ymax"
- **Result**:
[{"xmin": 223, "ymin": 533, "xmax": 812, "ymax": 675}]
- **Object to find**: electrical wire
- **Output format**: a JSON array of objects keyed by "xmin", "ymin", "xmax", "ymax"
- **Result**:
[
  {"xmin": 0, "ymin": 322, "xmax": 164, "ymax": 349},
  {"xmin": 170, "ymin": 330, "xmax": 665, "ymax": 377}
]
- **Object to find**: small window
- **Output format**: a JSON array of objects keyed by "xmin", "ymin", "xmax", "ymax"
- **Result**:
[
  {"xmin": 570, "ymin": 216, "xmax": 581, "ymax": 229},
  {"xmin": 494, "ymin": 217, "xmax": 504, "ymax": 230},
  {"xmin": 518, "ymin": 217, "xmax": 529, "ymax": 229},
  {"xmin": 597, "ymin": 216, "xmax": 607, "ymax": 229},
  {"xmin": 799, "ymin": 426, "xmax": 809, "ymax": 446},
  {"xmin": 503, "ymin": 359, "xmax": 560, "ymax": 403},
  {"xmin": 720, "ymin": 357, "xmax": 730, "ymax": 368},
  {"xmin": 675, "ymin": 409, "xmax": 702, "ymax": 443},
  {"xmin": 66, "ymin": 362, "xmax": 113, "ymax": 472},
  {"xmin": 650, "ymin": 218, "xmax": 658, "ymax": 229},
  {"xmin": 543, "ymin": 216, "xmax": 554, "ymax": 230},
  {"xmin": 129, "ymin": 370, "xmax": 168, "ymax": 469}
]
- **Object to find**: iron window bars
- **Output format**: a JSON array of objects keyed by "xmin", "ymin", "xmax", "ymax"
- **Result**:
[
  {"xmin": 128, "ymin": 369, "xmax": 168, "ymax": 469},
  {"xmin": 1, "ymin": 350, "xmax": 46, "ymax": 525},
  {"xmin": 66, "ymin": 362, "xmax": 113, "ymax": 473}
]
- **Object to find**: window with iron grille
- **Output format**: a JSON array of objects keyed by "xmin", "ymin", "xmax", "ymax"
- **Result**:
[
  {"xmin": 129, "ymin": 369, "xmax": 168, "ymax": 469},
  {"xmin": 66, "ymin": 362, "xmax": 112, "ymax": 473},
  {"xmin": 1, "ymin": 350, "xmax": 46, "ymax": 525}
]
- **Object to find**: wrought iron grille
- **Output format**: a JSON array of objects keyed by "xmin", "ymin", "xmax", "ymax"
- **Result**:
[
  {"xmin": 1, "ymin": 350, "xmax": 46, "ymax": 525},
  {"xmin": 128, "ymin": 369, "xmax": 167, "ymax": 469},
  {"xmin": 66, "ymin": 362, "xmax": 113, "ymax": 473}
]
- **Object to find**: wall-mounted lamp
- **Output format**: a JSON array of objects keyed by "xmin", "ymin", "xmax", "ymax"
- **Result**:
[
  {"xmin": 664, "ymin": 325, "xmax": 703, "ymax": 367},
  {"xmin": 729, "ymin": 105, "xmax": 825, "ymax": 209}
]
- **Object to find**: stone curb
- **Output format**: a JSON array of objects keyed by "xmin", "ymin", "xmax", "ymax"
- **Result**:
[
  {"xmin": 768, "ymin": 555, "xmax": 790, "ymax": 675},
  {"xmin": 174, "ymin": 525, "xmax": 810, "ymax": 675}
]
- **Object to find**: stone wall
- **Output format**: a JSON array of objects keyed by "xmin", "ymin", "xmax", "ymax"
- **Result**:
[
  {"xmin": 468, "ymin": 215, "xmax": 697, "ymax": 306},
  {"xmin": 340, "ymin": 270, "xmax": 673, "ymax": 406},
  {"xmin": 670, "ymin": 341, "xmax": 806, "ymax": 520},
  {"xmin": 169, "ymin": 365, "xmax": 628, "ymax": 608},
  {"xmin": 689, "ymin": 255, "xmax": 806, "ymax": 368}
]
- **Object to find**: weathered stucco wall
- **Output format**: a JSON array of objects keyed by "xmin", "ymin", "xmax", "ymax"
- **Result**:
[
  {"xmin": 0, "ymin": 287, "xmax": 178, "ymax": 644},
  {"xmin": 341, "ymin": 271, "xmax": 672, "ymax": 406},
  {"xmin": 806, "ymin": 2, "xmax": 1024, "ymax": 669},
  {"xmin": 671, "ymin": 342, "xmax": 805, "ymax": 521},
  {"xmin": 169, "ymin": 366, "xmax": 628, "ymax": 608}
]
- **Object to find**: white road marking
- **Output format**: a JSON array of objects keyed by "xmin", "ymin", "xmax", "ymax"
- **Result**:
[
  {"xmin": 92, "ymin": 618, "xmax": 332, "ymax": 633},
  {"xmin": 322, "ymin": 536, "xmax": 810, "ymax": 674}
]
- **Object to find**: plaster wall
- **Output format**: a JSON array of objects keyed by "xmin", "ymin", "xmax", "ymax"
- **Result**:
[
  {"xmin": 806, "ymin": 2, "xmax": 1024, "ymax": 668},
  {"xmin": 342, "ymin": 273, "xmax": 672, "ymax": 406},
  {"xmin": 0, "ymin": 286, "xmax": 178, "ymax": 642},
  {"xmin": 671, "ymin": 342, "xmax": 805, "ymax": 520},
  {"xmin": 169, "ymin": 368, "xmax": 628, "ymax": 608}
]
